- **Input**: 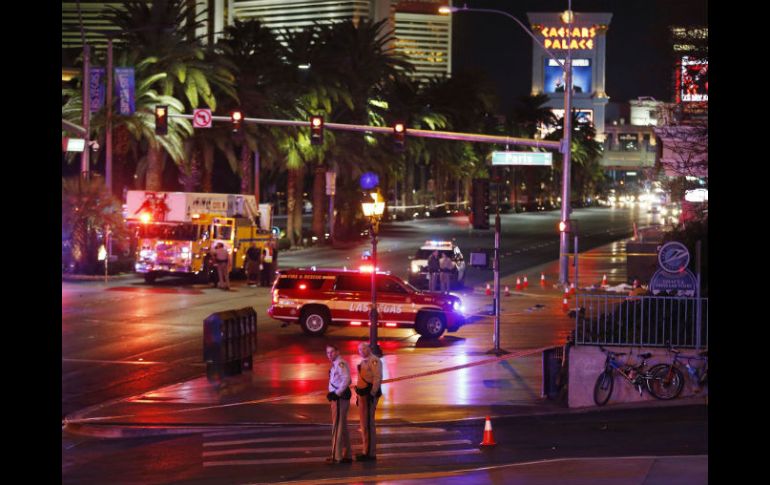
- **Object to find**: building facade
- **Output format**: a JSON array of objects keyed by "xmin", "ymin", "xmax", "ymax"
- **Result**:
[{"xmin": 527, "ymin": 11, "xmax": 612, "ymax": 138}]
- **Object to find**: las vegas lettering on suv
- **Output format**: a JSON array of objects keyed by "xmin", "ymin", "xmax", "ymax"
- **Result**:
[{"xmin": 267, "ymin": 268, "xmax": 466, "ymax": 339}]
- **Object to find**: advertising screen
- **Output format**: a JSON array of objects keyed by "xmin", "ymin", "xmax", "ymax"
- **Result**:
[
  {"xmin": 544, "ymin": 59, "xmax": 592, "ymax": 94},
  {"xmin": 679, "ymin": 57, "xmax": 708, "ymax": 103}
]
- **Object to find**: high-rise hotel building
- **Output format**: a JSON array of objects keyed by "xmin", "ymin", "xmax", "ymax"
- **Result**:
[{"xmin": 62, "ymin": 1, "xmax": 453, "ymax": 83}]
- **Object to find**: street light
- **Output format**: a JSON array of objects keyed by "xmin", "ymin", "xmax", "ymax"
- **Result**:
[
  {"xmin": 440, "ymin": 2, "xmax": 575, "ymax": 286},
  {"xmin": 361, "ymin": 190, "xmax": 386, "ymax": 357}
]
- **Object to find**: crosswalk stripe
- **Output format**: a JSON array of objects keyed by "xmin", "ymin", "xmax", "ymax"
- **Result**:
[
  {"xmin": 204, "ymin": 431, "xmax": 459, "ymax": 447},
  {"xmin": 202, "ymin": 448, "xmax": 481, "ymax": 467},
  {"xmin": 204, "ymin": 427, "xmax": 451, "ymax": 445},
  {"xmin": 203, "ymin": 425, "xmax": 444, "ymax": 439},
  {"xmin": 202, "ymin": 439, "xmax": 472, "ymax": 457}
]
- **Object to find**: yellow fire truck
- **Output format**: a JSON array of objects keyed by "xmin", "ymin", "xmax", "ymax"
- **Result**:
[{"xmin": 125, "ymin": 191, "xmax": 277, "ymax": 284}]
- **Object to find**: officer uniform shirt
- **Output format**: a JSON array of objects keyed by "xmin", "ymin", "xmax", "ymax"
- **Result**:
[
  {"xmin": 214, "ymin": 246, "xmax": 229, "ymax": 263},
  {"xmin": 357, "ymin": 355, "xmax": 383, "ymax": 394},
  {"xmin": 329, "ymin": 356, "xmax": 351, "ymax": 395}
]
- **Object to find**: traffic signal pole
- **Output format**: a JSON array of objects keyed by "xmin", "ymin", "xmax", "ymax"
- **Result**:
[{"xmin": 488, "ymin": 170, "xmax": 509, "ymax": 356}]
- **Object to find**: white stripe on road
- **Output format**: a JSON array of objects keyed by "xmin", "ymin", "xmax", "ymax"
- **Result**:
[
  {"xmin": 203, "ymin": 426, "xmax": 447, "ymax": 441},
  {"xmin": 62, "ymin": 358, "xmax": 164, "ymax": 365},
  {"xmin": 205, "ymin": 430, "xmax": 457, "ymax": 447},
  {"xmin": 203, "ymin": 440, "xmax": 472, "ymax": 457},
  {"xmin": 203, "ymin": 448, "xmax": 481, "ymax": 466}
]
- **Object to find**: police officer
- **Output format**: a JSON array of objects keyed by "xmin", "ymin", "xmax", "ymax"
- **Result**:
[
  {"xmin": 427, "ymin": 249, "xmax": 440, "ymax": 291},
  {"xmin": 326, "ymin": 344, "xmax": 352, "ymax": 464},
  {"xmin": 355, "ymin": 342, "xmax": 382, "ymax": 461}
]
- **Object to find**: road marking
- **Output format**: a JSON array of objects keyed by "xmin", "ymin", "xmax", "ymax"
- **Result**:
[
  {"xmin": 203, "ymin": 425, "xmax": 444, "ymax": 439},
  {"xmin": 205, "ymin": 430, "xmax": 456, "ymax": 447},
  {"xmin": 203, "ymin": 448, "xmax": 481, "ymax": 466},
  {"xmin": 203, "ymin": 440, "xmax": 471, "ymax": 457},
  {"xmin": 62, "ymin": 358, "xmax": 164, "ymax": 365}
]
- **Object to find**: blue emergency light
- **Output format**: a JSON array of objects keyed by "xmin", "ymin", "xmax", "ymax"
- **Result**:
[{"xmin": 360, "ymin": 172, "xmax": 379, "ymax": 190}]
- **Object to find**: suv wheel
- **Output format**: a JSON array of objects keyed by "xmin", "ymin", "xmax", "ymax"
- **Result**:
[
  {"xmin": 300, "ymin": 306, "xmax": 330, "ymax": 336},
  {"xmin": 417, "ymin": 313, "xmax": 446, "ymax": 339}
]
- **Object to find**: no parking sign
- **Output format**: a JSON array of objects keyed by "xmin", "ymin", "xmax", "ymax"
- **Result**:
[{"xmin": 193, "ymin": 109, "xmax": 212, "ymax": 128}]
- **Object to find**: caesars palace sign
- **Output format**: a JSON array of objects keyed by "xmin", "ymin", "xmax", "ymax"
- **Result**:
[{"xmin": 533, "ymin": 25, "xmax": 607, "ymax": 50}]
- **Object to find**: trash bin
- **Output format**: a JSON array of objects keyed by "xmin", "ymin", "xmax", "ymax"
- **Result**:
[
  {"xmin": 204, "ymin": 307, "xmax": 258, "ymax": 382},
  {"xmin": 541, "ymin": 346, "xmax": 564, "ymax": 400}
]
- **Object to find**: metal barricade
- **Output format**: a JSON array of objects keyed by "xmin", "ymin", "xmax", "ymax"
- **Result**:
[
  {"xmin": 204, "ymin": 307, "xmax": 258, "ymax": 382},
  {"xmin": 574, "ymin": 294, "xmax": 708, "ymax": 349}
]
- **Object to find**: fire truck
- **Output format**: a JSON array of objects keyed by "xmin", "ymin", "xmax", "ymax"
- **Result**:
[{"xmin": 125, "ymin": 191, "xmax": 277, "ymax": 284}]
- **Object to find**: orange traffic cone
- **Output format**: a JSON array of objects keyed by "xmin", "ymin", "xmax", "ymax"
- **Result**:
[
  {"xmin": 601, "ymin": 274, "xmax": 608, "ymax": 287},
  {"xmin": 480, "ymin": 416, "xmax": 496, "ymax": 446},
  {"xmin": 515, "ymin": 277, "xmax": 522, "ymax": 291},
  {"xmin": 504, "ymin": 285, "xmax": 510, "ymax": 297},
  {"xmin": 569, "ymin": 282, "xmax": 576, "ymax": 295},
  {"xmin": 523, "ymin": 276, "xmax": 529, "ymax": 289},
  {"xmin": 485, "ymin": 283, "xmax": 491, "ymax": 296},
  {"xmin": 540, "ymin": 273, "xmax": 547, "ymax": 287}
]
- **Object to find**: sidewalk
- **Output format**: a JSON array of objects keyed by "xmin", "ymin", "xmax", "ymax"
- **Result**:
[{"xmin": 63, "ymin": 235, "xmax": 707, "ymax": 484}]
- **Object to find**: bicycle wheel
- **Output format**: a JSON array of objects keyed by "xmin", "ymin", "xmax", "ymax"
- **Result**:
[
  {"xmin": 648, "ymin": 365, "xmax": 684, "ymax": 400},
  {"xmin": 594, "ymin": 370, "xmax": 614, "ymax": 406}
]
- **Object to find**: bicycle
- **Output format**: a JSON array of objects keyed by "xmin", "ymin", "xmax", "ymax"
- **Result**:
[
  {"xmin": 653, "ymin": 346, "xmax": 707, "ymax": 393},
  {"xmin": 593, "ymin": 346, "xmax": 682, "ymax": 406}
]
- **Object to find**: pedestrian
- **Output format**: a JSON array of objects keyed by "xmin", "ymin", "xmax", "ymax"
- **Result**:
[
  {"xmin": 439, "ymin": 252, "xmax": 454, "ymax": 294},
  {"xmin": 355, "ymin": 342, "xmax": 382, "ymax": 462},
  {"xmin": 213, "ymin": 242, "xmax": 230, "ymax": 290},
  {"xmin": 260, "ymin": 247, "xmax": 273, "ymax": 287},
  {"xmin": 245, "ymin": 243, "xmax": 261, "ymax": 287},
  {"xmin": 325, "ymin": 344, "xmax": 353, "ymax": 464},
  {"xmin": 427, "ymin": 249, "xmax": 440, "ymax": 291}
]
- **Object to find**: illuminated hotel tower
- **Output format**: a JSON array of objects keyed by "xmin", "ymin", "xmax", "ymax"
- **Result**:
[
  {"xmin": 63, "ymin": 1, "xmax": 452, "ymax": 83},
  {"xmin": 229, "ymin": 0, "xmax": 452, "ymax": 82},
  {"xmin": 527, "ymin": 12, "xmax": 612, "ymax": 138}
]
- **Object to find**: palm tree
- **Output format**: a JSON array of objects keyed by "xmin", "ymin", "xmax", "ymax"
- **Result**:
[
  {"xmin": 62, "ymin": 175, "xmax": 128, "ymax": 274},
  {"xmin": 103, "ymin": 0, "xmax": 237, "ymax": 190},
  {"xmin": 62, "ymin": 54, "xmax": 193, "ymax": 191}
]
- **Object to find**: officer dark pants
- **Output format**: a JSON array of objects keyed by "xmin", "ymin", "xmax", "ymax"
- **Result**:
[
  {"xmin": 429, "ymin": 272, "xmax": 439, "ymax": 291},
  {"xmin": 331, "ymin": 398, "xmax": 352, "ymax": 461},
  {"xmin": 358, "ymin": 394, "xmax": 379, "ymax": 458}
]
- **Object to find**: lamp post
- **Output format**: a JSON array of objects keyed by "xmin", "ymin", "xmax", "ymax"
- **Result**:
[
  {"xmin": 440, "ymin": 3, "xmax": 575, "ymax": 286},
  {"xmin": 362, "ymin": 191, "xmax": 385, "ymax": 357}
]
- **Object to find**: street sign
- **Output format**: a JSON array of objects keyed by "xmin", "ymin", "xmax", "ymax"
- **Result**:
[
  {"xmin": 657, "ymin": 241, "xmax": 690, "ymax": 274},
  {"xmin": 193, "ymin": 109, "xmax": 212, "ymax": 128},
  {"xmin": 650, "ymin": 268, "xmax": 697, "ymax": 296},
  {"xmin": 491, "ymin": 151, "xmax": 553, "ymax": 166}
]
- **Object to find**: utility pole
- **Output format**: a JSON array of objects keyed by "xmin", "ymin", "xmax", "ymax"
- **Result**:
[
  {"xmin": 105, "ymin": 38, "xmax": 114, "ymax": 194},
  {"xmin": 77, "ymin": 0, "xmax": 90, "ymax": 182}
]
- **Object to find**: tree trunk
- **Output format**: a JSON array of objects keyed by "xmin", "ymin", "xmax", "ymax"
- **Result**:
[
  {"xmin": 253, "ymin": 149, "xmax": 260, "ymax": 204},
  {"xmin": 146, "ymin": 146, "xmax": 163, "ymax": 191},
  {"xmin": 202, "ymin": 144, "xmax": 214, "ymax": 193},
  {"xmin": 240, "ymin": 144, "xmax": 251, "ymax": 195},
  {"xmin": 406, "ymin": 161, "xmax": 415, "ymax": 205},
  {"xmin": 286, "ymin": 167, "xmax": 297, "ymax": 247},
  {"xmin": 292, "ymin": 164, "xmax": 304, "ymax": 245},
  {"xmin": 312, "ymin": 165, "xmax": 325, "ymax": 240}
]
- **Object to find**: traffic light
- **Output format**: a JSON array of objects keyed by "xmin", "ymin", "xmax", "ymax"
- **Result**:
[
  {"xmin": 472, "ymin": 179, "xmax": 490, "ymax": 230},
  {"xmin": 231, "ymin": 110, "xmax": 244, "ymax": 134},
  {"xmin": 154, "ymin": 105, "xmax": 168, "ymax": 135},
  {"xmin": 310, "ymin": 115, "xmax": 324, "ymax": 145},
  {"xmin": 558, "ymin": 220, "xmax": 571, "ymax": 233},
  {"xmin": 393, "ymin": 121, "xmax": 406, "ymax": 151}
]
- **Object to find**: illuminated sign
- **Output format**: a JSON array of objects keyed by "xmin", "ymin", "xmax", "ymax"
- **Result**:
[
  {"xmin": 677, "ymin": 57, "xmax": 708, "ymax": 103},
  {"xmin": 537, "ymin": 26, "xmax": 599, "ymax": 50},
  {"xmin": 492, "ymin": 151, "xmax": 553, "ymax": 166},
  {"xmin": 544, "ymin": 59, "xmax": 592, "ymax": 93}
]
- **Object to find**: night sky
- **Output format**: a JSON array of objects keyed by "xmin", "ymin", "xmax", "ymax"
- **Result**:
[{"xmin": 451, "ymin": 0, "xmax": 708, "ymax": 112}]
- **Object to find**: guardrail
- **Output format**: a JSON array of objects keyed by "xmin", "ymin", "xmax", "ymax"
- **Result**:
[{"xmin": 573, "ymin": 294, "xmax": 708, "ymax": 349}]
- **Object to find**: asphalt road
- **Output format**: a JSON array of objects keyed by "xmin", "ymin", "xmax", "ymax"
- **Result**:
[
  {"xmin": 62, "ymin": 206, "xmax": 659, "ymax": 417},
  {"xmin": 62, "ymin": 405, "xmax": 706, "ymax": 484}
]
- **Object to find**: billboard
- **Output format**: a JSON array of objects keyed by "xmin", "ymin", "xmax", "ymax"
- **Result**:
[
  {"xmin": 544, "ymin": 59, "xmax": 592, "ymax": 94},
  {"xmin": 678, "ymin": 57, "xmax": 708, "ymax": 103}
]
